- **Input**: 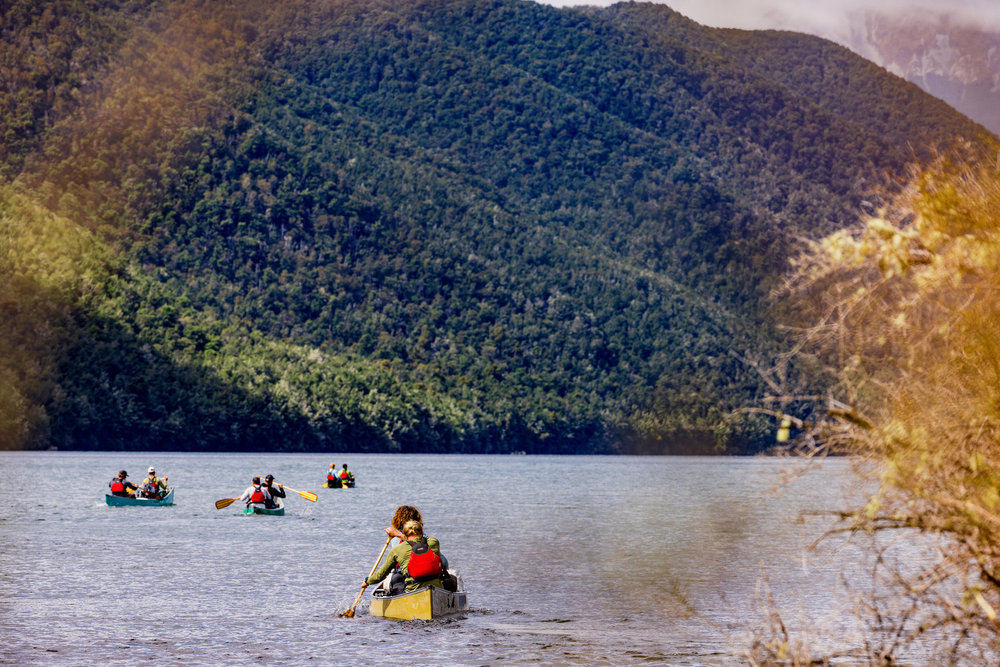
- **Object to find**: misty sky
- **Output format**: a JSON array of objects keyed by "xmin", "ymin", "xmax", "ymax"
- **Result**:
[{"xmin": 536, "ymin": 0, "xmax": 1000, "ymax": 39}]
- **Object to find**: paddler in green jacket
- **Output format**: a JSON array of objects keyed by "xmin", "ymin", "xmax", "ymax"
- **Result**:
[
  {"xmin": 139, "ymin": 466, "xmax": 168, "ymax": 499},
  {"xmin": 365, "ymin": 520, "xmax": 444, "ymax": 594}
]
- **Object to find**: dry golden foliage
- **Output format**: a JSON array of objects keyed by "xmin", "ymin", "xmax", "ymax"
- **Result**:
[{"xmin": 777, "ymin": 154, "xmax": 1000, "ymax": 661}]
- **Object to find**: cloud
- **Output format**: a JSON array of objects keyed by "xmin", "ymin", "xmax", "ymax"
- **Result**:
[{"xmin": 536, "ymin": 0, "xmax": 1000, "ymax": 34}]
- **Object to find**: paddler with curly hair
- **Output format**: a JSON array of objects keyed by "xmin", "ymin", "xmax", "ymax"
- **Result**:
[{"xmin": 391, "ymin": 504, "xmax": 422, "ymax": 532}]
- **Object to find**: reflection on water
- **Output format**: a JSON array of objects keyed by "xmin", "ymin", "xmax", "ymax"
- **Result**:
[{"xmin": 0, "ymin": 452, "xmax": 890, "ymax": 665}]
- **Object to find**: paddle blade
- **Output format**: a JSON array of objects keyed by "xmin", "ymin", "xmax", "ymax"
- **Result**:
[
  {"xmin": 215, "ymin": 497, "xmax": 239, "ymax": 510},
  {"xmin": 284, "ymin": 486, "xmax": 318, "ymax": 502},
  {"xmin": 342, "ymin": 585, "xmax": 367, "ymax": 618},
  {"xmin": 342, "ymin": 540, "xmax": 387, "ymax": 619}
]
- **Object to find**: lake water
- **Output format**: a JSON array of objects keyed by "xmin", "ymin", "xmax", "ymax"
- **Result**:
[{"xmin": 0, "ymin": 452, "xmax": 889, "ymax": 665}]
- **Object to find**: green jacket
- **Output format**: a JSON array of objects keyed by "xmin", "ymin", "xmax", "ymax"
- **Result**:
[
  {"xmin": 141, "ymin": 475, "xmax": 167, "ymax": 490},
  {"xmin": 367, "ymin": 536, "xmax": 443, "ymax": 592}
]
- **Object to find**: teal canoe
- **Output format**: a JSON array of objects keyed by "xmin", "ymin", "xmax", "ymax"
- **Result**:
[
  {"xmin": 242, "ymin": 502, "xmax": 284, "ymax": 516},
  {"xmin": 105, "ymin": 488, "xmax": 174, "ymax": 507}
]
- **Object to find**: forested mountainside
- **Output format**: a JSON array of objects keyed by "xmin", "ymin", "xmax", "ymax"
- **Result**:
[{"xmin": 1, "ymin": 0, "xmax": 994, "ymax": 453}]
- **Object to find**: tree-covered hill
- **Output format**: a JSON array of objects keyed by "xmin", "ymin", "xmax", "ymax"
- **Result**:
[{"xmin": 1, "ymin": 0, "xmax": 994, "ymax": 453}]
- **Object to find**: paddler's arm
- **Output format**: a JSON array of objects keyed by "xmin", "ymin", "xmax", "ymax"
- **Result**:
[{"xmin": 365, "ymin": 546, "xmax": 400, "ymax": 586}]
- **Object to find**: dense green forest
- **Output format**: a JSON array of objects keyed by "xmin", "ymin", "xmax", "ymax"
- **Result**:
[{"xmin": 1, "ymin": 0, "xmax": 994, "ymax": 453}]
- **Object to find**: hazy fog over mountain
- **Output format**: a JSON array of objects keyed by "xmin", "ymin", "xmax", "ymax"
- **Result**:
[
  {"xmin": 839, "ymin": 10, "xmax": 999, "ymax": 134},
  {"xmin": 541, "ymin": 0, "xmax": 1000, "ymax": 134}
]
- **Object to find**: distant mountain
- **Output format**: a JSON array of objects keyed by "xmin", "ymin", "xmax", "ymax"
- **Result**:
[
  {"xmin": 1, "ymin": 0, "xmax": 994, "ymax": 454},
  {"xmin": 838, "ymin": 10, "xmax": 1000, "ymax": 135}
]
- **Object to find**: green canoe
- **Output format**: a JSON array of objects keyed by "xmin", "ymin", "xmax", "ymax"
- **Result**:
[
  {"xmin": 105, "ymin": 488, "xmax": 174, "ymax": 507},
  {"xmin": 242, "ymin": 502, "xmax": 284, "ymax": 516}
]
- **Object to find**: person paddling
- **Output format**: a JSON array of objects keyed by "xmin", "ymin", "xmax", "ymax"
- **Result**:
[
  {"xmin": 326, "ymin": 463, "xmax": 341, "ymax": 488},
  {"xmin": 239, "ymin": 476, "xmax": 270, "ymax": 510},
  {"xmin": 365, "ymin": 519, "xmax": 445, "ymax": 595},
  {"xmin": 139, "ymin": 467, "xmax": 168, "ymax": 500},
  {"xmin": 339, "ymin": 464, "xmax": 354, "ymax": 487},
  {"xmin": 262, "ymin": 474, "xmax": 286, "ymax": 509},
  {"xmin": 386, "ymin": 506, "xmax": 456, "ymax": 591},
  {"xmin": 108, "ymin": 470, "xmax": 137, "ymax": 497}
]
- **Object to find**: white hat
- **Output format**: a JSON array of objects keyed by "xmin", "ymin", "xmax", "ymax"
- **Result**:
[{"xmin": 148, "ymin": 466, "xmax": 155, "ymax": 473}]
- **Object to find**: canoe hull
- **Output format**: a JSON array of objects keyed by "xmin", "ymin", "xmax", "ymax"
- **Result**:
[
  {"xmin": 369, "ymin": 586, "xmax": 468, "ymax": 620},
  {"xmin": 242, "ymin": 505, "xmax": 285, "ymax": 516},
  {"xmin": 105, "ymin": 488, "xmax": 174, "ymax": 507}
]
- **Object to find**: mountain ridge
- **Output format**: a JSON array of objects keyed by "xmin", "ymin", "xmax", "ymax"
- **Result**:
[{"xmin": 1, "ymin": 0, "xmax": 994, "ymax": 453}]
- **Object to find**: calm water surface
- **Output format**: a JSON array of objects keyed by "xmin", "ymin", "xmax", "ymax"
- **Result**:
[{"xmin": 1, "ymin": 452, "xmax": 872, "ymax": 665}]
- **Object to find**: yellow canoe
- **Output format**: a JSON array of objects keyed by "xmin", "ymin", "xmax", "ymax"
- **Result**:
[{"xmin": 369, "ymin": 585, "xmax": 468, "ymax": 620}]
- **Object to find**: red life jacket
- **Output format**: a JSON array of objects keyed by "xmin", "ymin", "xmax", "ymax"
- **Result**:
[
  {"xmin": 406, "ymin": 537, "xmax": 443, "ymax": 579},
  {"xmin": 250, "ymin": 486, "xmax": 266, "ymax": 504},
  {"xmin": 110, "ymin": 480, "xmax": 125, "ymax": 493},
  {"xmin": 340, "ymin": 470, "xmax": 349, "ymax": 479}
]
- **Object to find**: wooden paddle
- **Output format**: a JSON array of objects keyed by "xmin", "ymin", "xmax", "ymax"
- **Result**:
[
  {"xmin": 215, "ymin": 497, "xmax": 241, "ymax": 510},
  {"xmin": 342, "ymin": 535, "xmax": 393, "ymax": 618},
  {"xmin": 282, "ymin": 486, "xmax": 318, "ymax": 502}
]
